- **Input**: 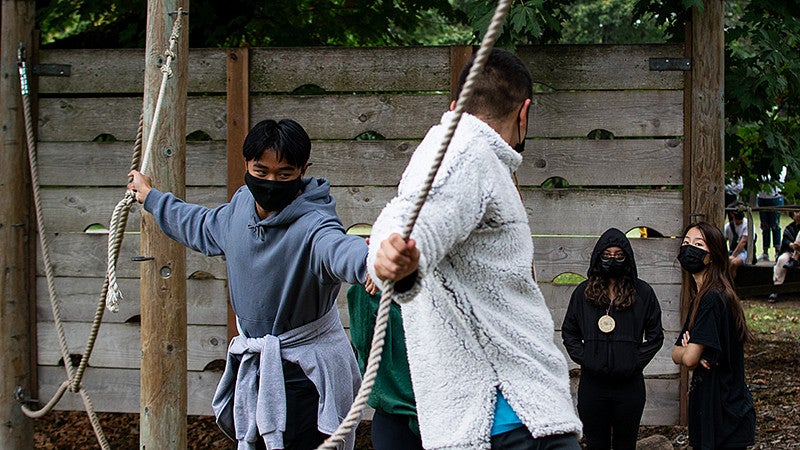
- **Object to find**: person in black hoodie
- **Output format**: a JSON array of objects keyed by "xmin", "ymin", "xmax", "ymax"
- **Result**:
[{"xmin": 561, "ymin": 228, "xmax": 664, "ymax": 450}]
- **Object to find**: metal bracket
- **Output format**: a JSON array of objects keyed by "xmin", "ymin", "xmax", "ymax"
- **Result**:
[
  {"xmin": 14, "ymin": 385, "xmax": 38, "ymax": 405},
  {"xmin": 649, "ymin": 57, "xmax": 691, "ymax": 71},
  {"xmin": 30, "ymin": 64, "xmax": 71, "ymax": 77}
]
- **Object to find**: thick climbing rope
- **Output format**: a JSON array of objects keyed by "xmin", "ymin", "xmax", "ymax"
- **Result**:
[
  {"xmin": 317, "ymin": 0, "xmax": 513, "ymax": 448},
  {"xmin": 16, "ymin": 44, "xmax": 111, "ymax": 450},
  {"xmin": 106, "ymin": 8, "xmax": 185, "ymax": 312},
  {"xmin": 14, "ymin": 8, "xmax": 185, "ymax": 450}
]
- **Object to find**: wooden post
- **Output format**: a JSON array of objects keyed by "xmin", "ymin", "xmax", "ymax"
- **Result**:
[
  {"xmin": 225, "ymin": 46, "xmax": 249, "ymax": 342},
  {"xmin": 449, "ymin": 46, "xmax": 473, "ymax": 102},
  {"xmin": 680, "ymin": 0, "xmax": 725, "ymax": 425},
  {"xmin": 140, "ymin": 1, "xmax": 189, "ymax": 448},
  {"xmin": 0, "ymin": 1, "xmax": 36, "ymax": 448},
  {"xmin": 689, "ymin": 0, "xmax": 725, "ymax": 228}
]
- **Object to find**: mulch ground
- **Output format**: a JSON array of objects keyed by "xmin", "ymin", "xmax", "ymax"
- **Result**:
[{"xmin": 32, "ymin": 298, "xmax": 800, "ymax": 449}]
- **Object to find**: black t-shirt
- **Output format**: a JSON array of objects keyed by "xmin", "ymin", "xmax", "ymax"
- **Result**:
[{"xmin": 677, "ymin": 290, "xmax": 755, "ymax": 449}]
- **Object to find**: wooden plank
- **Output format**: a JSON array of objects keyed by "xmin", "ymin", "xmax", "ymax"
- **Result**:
[
  {"xmin": 518, "ymin": 44, "xmax": 685, "ymax": 91},
  {"xmin": 533, "ymin": 236, "xmax": 683, "ymax": 285},
  {"xmin": 38, "ymin": 96, "xmax": 228, "ymax": 142},
  {"xmin": 521, "ymin": 188, "xmax": 684, "ymax": 237},
  {"xmin": 38, "ymin": 90, "xmax": 682, "ymax": 143},
  {"xmin": 531, "ymin": 90, "xmax": 683, "ymax": 138},
  {"xmin": 37, "ymin": 322, "xmax": 226, "ymax": 371},
  {"xmin": 36, "ymin": 233, "xmax": 227, "ymax": 280},
  {"xmin": 249, "ymin": 94, "xmax": 448, "ymax": 140},
  {"xmin": 38, "ymin": 366, "xmax": 219, "ymax": 415},
  {"xmin": 38, "ymin": 141, "xmax": 227, "ymax": 187},
  {"xmin": 36, "ymin": 277, "xmax": 228, "ymax": 325},
  {"xmin": 518, "ymin": 138, "xmax": 683, "ymax": 187},
  {"xmin": 38, "ymin": 366, "xmax": 678, "ymax": 425},
  {"xmin": 37, "ymin": 45, "xmax": 684, "ymax": 95},
  {"xmin": 39, "ymin": 138, "xmax": 682, "ymax": 188},
  {"xmin": 249, "ymin": 47, "xmax": 451, "ymax": 93},
  {"xmin": 38, "ymin": 187, "xmax": 225, "ymax": 233},
  {"xmin": 37, "ymin": 48, "xmax": 228, "ymax": 95}
]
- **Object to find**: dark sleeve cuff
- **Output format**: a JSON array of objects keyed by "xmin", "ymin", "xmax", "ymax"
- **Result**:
[{"xmin": 393, "ymin": 271, "xmax": 419, "ymax": 293}]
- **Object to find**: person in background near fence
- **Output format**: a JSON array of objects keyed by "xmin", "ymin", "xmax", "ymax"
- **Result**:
[
  {"xmin": 561, "ymin": 228, "xmax": 664, "ymax": 450},
  {"xmin": 723, "ymin": 205, "xmax": 749, "ymax": 278},
  {"xmin": 673, "ymin": 221, "xmax": 756, "ymax": 450},
  {"xmin": 368, "ymin": 48, "xmax": 583, "ymax": 449},
  {"xmin": 128, "ymin": 118, "xmax": 374, "ymax": 450},
  {"xmin": 347, "ymin": 278, "xmax": 423, "ymax": 450},
  {"xmin": 724, "ymin": 176, "xmax": 743, "ymax": 209},
  {"xmin": 757, "ymin": 187, "xmax": 784, "ymax": 262},
  {"xmin": 770, "ymin": 210, "xmax": 800, "ymax": 302}
]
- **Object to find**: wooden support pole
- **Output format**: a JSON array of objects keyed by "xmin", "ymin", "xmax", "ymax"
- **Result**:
[
  {"xmin": 689, "ymin": 0, "xmax": 725, "ymax": 228},
  {"xmin": 225, "ymin": 46, "xmax": 249, "ymax": 343},
  {"xmin": 680, "ymin": 0, "xmax": 725, "ymax": 425},
  {"xmin": 0, "ymin": 1, "xmax": 36, "ymax": 448},
  {"xmin": 140, "ymin": 1, "xmax": 189, "ymax": 448}
]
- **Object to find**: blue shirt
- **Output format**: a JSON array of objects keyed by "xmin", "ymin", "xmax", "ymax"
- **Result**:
[{"xmin": 491, "ymin": 390, "xmax": 524, "ymax": 436}]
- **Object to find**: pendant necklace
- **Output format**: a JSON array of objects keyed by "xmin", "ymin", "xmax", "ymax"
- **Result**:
[{"xmin": 598, "ymin": 298, "xmax": 616, "ymax": 333}]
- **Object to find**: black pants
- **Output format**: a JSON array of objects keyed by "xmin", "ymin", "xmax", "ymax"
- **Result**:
[
  {"xmin": 577, "ymin": 373, "xmax": 646, "ymax": 450},
  {"xmin": 255, "ymin": 361, "xmax": 328, "ymax": 450},
  {"xmin": 490, "ymin": 427, "xmax": 582, "ymax": 450},
  {"xmin": 371, "ymin": 410, "xmax": 423, "ymax": 450}
]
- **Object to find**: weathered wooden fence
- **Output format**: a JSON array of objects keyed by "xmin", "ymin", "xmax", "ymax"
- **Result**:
[{"xmin": 33, "ymin": 44, "xmax": 685, "ymax": 424}]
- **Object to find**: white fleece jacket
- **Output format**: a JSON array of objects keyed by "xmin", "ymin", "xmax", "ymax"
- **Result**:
[{"xmin": 368, "ymin": 112, "xmax": 582, "ymax": 449}]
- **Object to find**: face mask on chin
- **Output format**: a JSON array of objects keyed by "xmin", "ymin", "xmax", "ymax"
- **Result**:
[{"xmin": 244, "ymin": 172, "xmax": 303, "ymax": 213}]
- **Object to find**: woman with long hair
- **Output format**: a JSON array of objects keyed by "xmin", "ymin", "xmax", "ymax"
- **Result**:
[
  {"xmin": 673, "ymin": 221, "xmax": 755, "ymax": 449},
  {"xmin": 562, "ymin": 228, "xmax": 664, "ymax": 449}
]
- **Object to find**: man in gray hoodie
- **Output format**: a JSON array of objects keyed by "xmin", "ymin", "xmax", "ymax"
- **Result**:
[{"xmin": 129, "ymin": 118, "xmax": 368, "ymax": 449}]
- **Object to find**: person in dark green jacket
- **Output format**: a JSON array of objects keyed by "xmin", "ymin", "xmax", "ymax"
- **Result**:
[{"xmin": 347, "ymin": 283, "xmax": 423, "ymax": 450}]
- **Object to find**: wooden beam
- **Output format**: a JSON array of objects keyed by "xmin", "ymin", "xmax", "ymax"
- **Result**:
[
  {"xmin": 140, "ymin": 1, "xmax": 189, "ymax": 448},
  {"xmin": 0, "ymin": 0, "xmax": 36, "ymax": 447},
  {"xmin": 689, "ymin": 0, "xmax": 725, "ymax": 228},
  {"xmin": 449, "ymin": 46, "xmax": 473, "ymax": 102},
  {"xmin": 226, "ymin": 46, "xmax": 248, "ymax": 343}
]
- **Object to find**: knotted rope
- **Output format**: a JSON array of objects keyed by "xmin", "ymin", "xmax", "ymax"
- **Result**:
[
  {"xmin": 317, "ymin": 0, "xmax": 513, "ymax": 447},
  {"xmin": 15, "ymin": 9, "xmax": 185, "ymax": 450}
]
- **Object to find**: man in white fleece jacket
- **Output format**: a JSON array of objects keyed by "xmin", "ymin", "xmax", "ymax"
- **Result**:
[{"xmin": 368, "ymin": 48, "xmax": 583, "ymax": 449}]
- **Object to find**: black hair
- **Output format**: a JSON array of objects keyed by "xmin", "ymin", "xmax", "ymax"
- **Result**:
[
  {"xmin": 455, "ymin": 48, "xmax": 533, "ymax": 120},
  {"xmin": 242, "ymin": 119, "xmax": 311, "ymax": 167},
  {"xmin": 682, "ymin": 221, "xmax": 752, "ymax": 343}
]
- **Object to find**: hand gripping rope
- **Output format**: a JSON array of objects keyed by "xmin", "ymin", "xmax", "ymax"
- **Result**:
[
  {"xmin": 14, "ymin": 9, "xmax": 185, "ymax": 450},
  {"xmin": 316, "ymin": 0, "xmax": 513, "ymax": 448}
]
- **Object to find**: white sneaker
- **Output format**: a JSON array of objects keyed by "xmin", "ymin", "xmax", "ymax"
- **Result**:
[{"xmin": 757, "ymin": 253, "xmax": 769, "ymax": 262}]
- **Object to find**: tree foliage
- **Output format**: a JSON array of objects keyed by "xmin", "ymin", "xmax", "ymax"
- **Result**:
[{"xmin": 36, "ymin": 0, "xmax": 469, "ymax": 48}]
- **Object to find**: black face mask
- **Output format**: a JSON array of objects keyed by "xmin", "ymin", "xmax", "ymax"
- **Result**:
[
  {"xmin": 599, "ymin": 259, "xmax": 625, "ymax": 278},
  {"xmin": 245, "ymin": 172, "xmax": 303, "ymax": 213},
  {"xmin": 677, "ymin": 245, "xmax": 709, "ymax": 274}
]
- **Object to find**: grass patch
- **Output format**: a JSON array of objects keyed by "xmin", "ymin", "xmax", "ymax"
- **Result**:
[{"xmin": 744, "ymin": 303, "xmax": 800, "ymax": 336}]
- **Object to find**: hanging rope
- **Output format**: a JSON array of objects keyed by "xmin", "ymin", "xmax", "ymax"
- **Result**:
[
  {"xmin": 317, "ymin": 1, "xmax": 513, "ymax": 447},
  {"xmin": 14, "ymin": 9, "xmax": 185, "ymax": 450},
  {"xmin": 16, "ymin": 43, "xmax": 111, "ymax": 450},
  {"xmin": 106, "ymin": 8, "xmax": 185, "ymax": 312}
]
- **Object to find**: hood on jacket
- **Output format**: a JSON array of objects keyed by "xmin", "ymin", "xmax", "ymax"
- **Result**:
[{"xmin": 587, "ymin": 227, "xmax": 638, "ymax": 279}]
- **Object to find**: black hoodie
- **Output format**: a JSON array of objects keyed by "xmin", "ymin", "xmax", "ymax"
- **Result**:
[{"xmin": 561, "ymin": 228, "xmax": 664, "ymax": 378}]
